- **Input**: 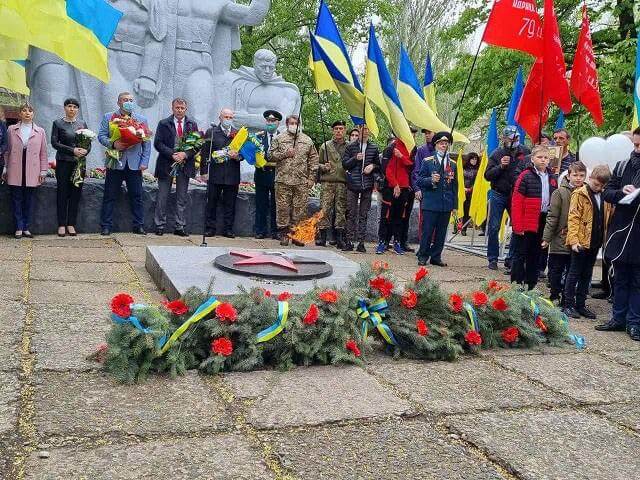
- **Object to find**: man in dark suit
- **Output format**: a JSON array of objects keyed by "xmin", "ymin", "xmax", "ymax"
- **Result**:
[
  {"xmin": 254, "ymin": 110, "xmax": 281, "ymax": 239},
  {"xmin": 153, "ymin": 98, "xmax": 199, "ymax": 236},
  {"xmin": 200, "ymin": 108, "xmax": 242, "ymax": 238}
]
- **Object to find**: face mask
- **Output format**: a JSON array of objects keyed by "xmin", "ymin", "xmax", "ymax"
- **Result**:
[
  {"xmin": 121, "ymin": 101, "xmax": 135, "ymax": 113},
  {"xmin": 288, "ymin": 125, "xmax": 299, "ymax": 135},
  {"xmin": 221, "ymin": 119, "xmax": 233, "ymax": 129},
  {"xmin": 265, "ymin": 124, "xmax": 277, "ymax": 133}
]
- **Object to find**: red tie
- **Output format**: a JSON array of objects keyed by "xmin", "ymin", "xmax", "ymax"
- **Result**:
[{"xmin": 177, "ymin": 120, "xmax": 183, "ymax": 137}]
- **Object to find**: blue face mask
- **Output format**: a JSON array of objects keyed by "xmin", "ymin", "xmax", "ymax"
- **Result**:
[
  {"xmin": 122, "ymin": 101, "xmax": 135, "ymax": 113},
  {"xmin": 221, "ymin": 119, "xmax": 234, "ymax": 129},
  {"xmin": 265, "ymin": 123, "xmax": 277, "ymax": 133}
]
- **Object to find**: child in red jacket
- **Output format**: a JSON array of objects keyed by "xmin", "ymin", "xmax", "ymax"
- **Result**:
[{"xmin": 510, "ymin": 145, "xmax": 558, "ymax": 290}]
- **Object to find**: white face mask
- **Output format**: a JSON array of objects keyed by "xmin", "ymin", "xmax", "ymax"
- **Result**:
[{"xmin": 287, "ymin": 124, "xmax": 299, "ymax": 135}]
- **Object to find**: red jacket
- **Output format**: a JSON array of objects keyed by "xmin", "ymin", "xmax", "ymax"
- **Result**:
[
  {"xmin": 511, "ymin": 165, "xmax": 558, "ymax": 234},
  {"xmin": 384, "ymin": 139, "xmax": 413, "ymax": 188}
]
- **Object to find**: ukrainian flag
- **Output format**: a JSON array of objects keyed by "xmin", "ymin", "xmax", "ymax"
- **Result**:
[
  {"xmin": 364, "ymin": 25, "xmax": 414, "ymax": 150},
  {"xmin": 397, "ymin": 46, "xmax": 468, "ymax": 143},
  {"xmin": 0, "ymin": 0, "xmax": 122, "ymax": 83},
  {"xmin": 633, "ymin": 32, "xmax": 639, "ymax": 129},
  {"xmin": 0, "ymin": 60, "xmax": 29, "ymax": 94},
  {"xmin": 309, "ymin": 32, "xmax": 378, "ymax": 136},
  {"xmin": 469, "ymin": 150, "xmax": 491, "ymax": 226},
  {"xmin": 0, "ymin": 36, "xmax": 29, "ymax": 60},
  {"xmin": 424, "ymin": 54, "xmax": 437, "ymax": 115}
]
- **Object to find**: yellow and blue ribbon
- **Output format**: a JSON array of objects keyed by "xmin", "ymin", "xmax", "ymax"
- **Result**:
[
  {"xmin": 358, "ymin": 298, "xmax": 398, "ymax": 346},
  {"xmin": 159, "ymin": 297, "xmax": 221, "ymax": 354},
  {"xmin": 111, "ymin": 303, "xmax": 167, "ymax": 348},
  {"xmin": 256, "ymin": 301, "xmax": 289, "ymax": 343},
  {"xmin": 463, "ymin": 302, "xmax": 479, "ymax": 332},
  {"xmin": 523, "ymin": 294, "xmax": 585, "ymax": 350}
]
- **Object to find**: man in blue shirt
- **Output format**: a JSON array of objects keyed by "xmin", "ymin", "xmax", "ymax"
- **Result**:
[{"xmin": 98, "ymin": 92, "xmax": 151, "ymax": 236}]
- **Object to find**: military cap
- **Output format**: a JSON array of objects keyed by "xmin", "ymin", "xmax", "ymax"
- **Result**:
[
  {"xmin": 263, "ymin": 110, "xmax": 283, "ymax": 121},
  {"xmin": 431, "ymin": 131, "xmax": 453, "ymax": 145},
  {"xmin": 331, "ymin": 120, "xmax": 346, "ymax": 128}
]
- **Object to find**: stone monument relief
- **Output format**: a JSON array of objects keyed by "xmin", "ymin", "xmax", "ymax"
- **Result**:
[{"xmin": 26, "ymin": 0, "xmax": 300, "ymax": 172}]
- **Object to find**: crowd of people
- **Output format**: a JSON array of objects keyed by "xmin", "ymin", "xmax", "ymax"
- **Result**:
[{"xmin": 1, "ymin": 93, "xmax": 639, "ymax": 341}]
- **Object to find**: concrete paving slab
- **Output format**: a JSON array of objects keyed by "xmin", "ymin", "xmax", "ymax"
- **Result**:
[
  {"xmin": 0, "ymin": 281, "xmax": 24, "ymax": 302},
  {"xmin": 0, "ymin": 244, "xmax": 28, "ymax": 261},
  {"xmin": 0, "ymin": 371, "xmax": 19, "ymax": 436},
  {"xmin": 592, "ymin": 403, "xmax": 640, "ymax": 432},
  {"xmin": 0, "ymin": 301, "xmax": 25, "ymax": 371},
  {"xmin": 113, "ymin": 233, "xmax": 196, "ymax": 247},
  {"xmin": 30, "ymin": 262, "xmax": 136, "ymax": 284},
  {"xmin": 600, "ymin": 350, "xmax": 640, "ymax": 369},
  {"xmin": 0, "ymin": 260, "xmax": 24, "ymax": 280},
  {"xmin": 28, "ymin": 280, "xmax": 144, "ymax": 306},
  {"xmin": 31, "ymin": 245, "xmax": 123, "ymax": 263},
  {"xmin": 32, "ymin": 237, "xmax": 117, "ymax": 249},
  {"xmin": 569, "ymin": 321, "xmax": 640, "ymax": 351}
]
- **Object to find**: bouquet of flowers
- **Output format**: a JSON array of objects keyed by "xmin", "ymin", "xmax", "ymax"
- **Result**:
[
  {"xmin": 170, "ymin": 131, "xmax": 205, "ymax": 176},
  {"xmin": 88, "ymin": 167, "xmax": 107, "ymax": 179},
  {"xmin": 71, "ymin": 128, "xmax": 96, "ymax": 187},
  {"xmin": 105, "ymin": 114, "xmax": 153, "ymax": 169}
]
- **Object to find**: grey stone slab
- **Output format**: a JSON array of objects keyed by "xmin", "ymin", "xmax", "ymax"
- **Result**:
[
  {"xmin": 494, "ymin": 353, "xmax": 640, "ymax": 404},
  {"xmin": 28, "ymin": 280, "xmax": 144, "ymax": 306},
  {"xmin": 0, "ymin": 301, "xmax": 25, "ymax": 371},
  {"xmin": 114, "ymin": 232, "xmax": 196, "ymax": 247},
  {"xmin": 25, "ymin": 435, "xmax": 273, "ymax": 480},
  {"xmin": 446, "ymin": 410, "xmax": 640, "ymax": 480},
  {"xmin": 0, "ymin": 260, "xmax": 24, "ymax": 280},
  {"xmin": 600, "ymin": 350, "xmax": 640, "ymax": 369},
  {"xmin": 31, "ymin": 236, "xmax": 117, "ymax": 248},
  {"xmin": 0, "ymin": 244, "xmax": 28, "ymax": 261},
  {"xmin": 0, "ymin": 371, "xmax": 19, "ymax": 435},
  {"xmin": 0, "ymin": 281, "xmax": 24, "ymax": 302},
  {"xmin": 244, "ymin": 366, "xmax": 411, "ymax": 429},
  {"xmin": 370, "ymin": 358, "xmax": 566, "ymax": 414},
  {"xmin": 147, "ymin": 246, "xmax": 362, "ymax": 298},
  {"xmin": 569, "ymin": 321, "xmax": 640, "ymax": 351},
  {"xmin": 260, "ymin": 418, "xmax": 502, "ymax": 480},
  {"xmin": 34, "ymin": 372, "xmax": 230, "ymax": 439},
  {"xmin": 32, "ymin": 304, "xmax": 110, "ymax": 371},
  {"xmin": 30, "ymin": 262, "xmax": 136, "ymax": 284},
  {"xmin": 223, "ymin": 370, "xmax": 278, "ymax": 400},
  {"xmin": 31, "ymin": 245, "xmax": 124, "ymax": 263},
  {"xmin": 121, "ymin": 245, "xmax": 147, "ymax": 263},
  {"xmin": 593, "ymin": 403, "xmax": 640, "ymax": 432}
]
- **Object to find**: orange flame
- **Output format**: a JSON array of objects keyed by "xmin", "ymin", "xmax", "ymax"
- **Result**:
[{"xmin": 289, "ymin": 210, "xmax": 324, "ymax": 245}]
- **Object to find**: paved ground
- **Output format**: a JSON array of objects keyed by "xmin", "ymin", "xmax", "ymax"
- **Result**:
[{"xmin": 1, "ymin": 233, "xmax": 639, "ymax": 479}]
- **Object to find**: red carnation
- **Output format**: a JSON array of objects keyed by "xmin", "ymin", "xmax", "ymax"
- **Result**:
[
  {"xmin": 278, "ymin": 292, "xmax": 292, "ymax": 301},
  {"xmin": 346, "ymin": 339, "xmax": 361, "ymax": 357},
  {"xmin": 372, "ymin": 260, "xmax": 389, "ymax": 273},
  {"xmin": 492, "ymin": 297, "xmax": 508, "ymax": 311},
  {"xmin": 414, "ymin": 267, "xmax": 429, "ymax": 283},
  {"xmin": 303, "ymin": 303, "xmax": 320, "ymax": 325},
  {"xmin": 215, "ymin": 302, "xmax": 238, "ymax": 322},
  {"xmin": 110, "ymin": 293, "xmax": 134, "ymax": 318},
  {"xmin": 471, "ymin": 291, "xmax": 488, "ymax": 307},
  {"xmin": 501, "ymin": 326, "xmax": 520, "ymax": 344},
  {"xmin": 211, "ymin": 337, "xmax": 233, "ymax": 356},
  {"xmin": 416, "ymin": 319, "xmax": 429, "ymax": 336},
  {"xmin": 318, "ymin": 290, "xmax": 339, "ymax": 303},
  {"xmin": 464, "ymin": 330, "xmax": 483, "ymax": 346},
  {"xmin": 535, "ymin": 315, "xmax": 548, "ymax": 333},
  {"xmin": 162, "ymin": 299, "xmax": 189, "ymax": 316},
  {"xmin": 370, "ymin": 276, "xmax": 394, "ymax": 298},
  {"xmin": 263, "ymin": 289, "xmax": 271, "ymax": 297},
  {"xmin": 448, "ymin": 293, "xmax": 463, "ymax": 313},
  {"xmin": 487, "ymin": 280, "xmax": 499, "ymax": 291},
  {"xmin": 401, "ymin": 289, "xmax": 418, "ymax": 309}
]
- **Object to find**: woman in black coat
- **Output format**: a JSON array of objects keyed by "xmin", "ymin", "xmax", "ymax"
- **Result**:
[{"xmin": 51, "ymin": 98, "xmax": 91, "ymax": 236}]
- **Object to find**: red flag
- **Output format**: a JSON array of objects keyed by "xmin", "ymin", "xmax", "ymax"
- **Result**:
[
  {"xmin": 570, "ymin": 4, "xmax": 604, "ymax": 126},
  {"xmin": 482, "ymin": 0, "xmax": 543, "ymax": 57},
  {"xmin": 543, "ymin": 0, "xmax": 572, "ymax": 113},
  {"xmin": 515, "ymin": 59, "xmax": 549, "ymax": 143}
]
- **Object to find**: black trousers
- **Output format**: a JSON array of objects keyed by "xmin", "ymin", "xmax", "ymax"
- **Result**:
[
  {"xmin": 461, "ymin": 191, "xmax": 472, "ymax": 232},
  {"xmin": 511, "ymin": 213, "xmax": 546, "ymax": 290},
  {"xmin": 564, "ymin": 248, "xmax": 599, "ymax": 308},
  {"xmin": 254, "ymin": 168, "xmax": 276, "ymax": 236},
  {"xmin": 206, "ymin": 183, "xmax": 239, "ymax": 234},
  {"xmin": 378, "ymin": 187, "xmax": 409, "ymax": 244},
  {"xmin": 56, "ymin": 160, "xmax": 83, "ymax": 227},
  {"xmin": 548, "ymin": 253, "xmax": 571, "ymax": 300},
  {"xmin": 400, "ymin": 190, "xmax": 415, "ymax": 245}
]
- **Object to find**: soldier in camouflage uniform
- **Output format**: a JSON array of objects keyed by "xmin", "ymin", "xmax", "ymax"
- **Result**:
[
  {"xmin": 316, "ymin": 120, "xmax": 347, "ymax": 249},
  {"xmin": 269, "ymin": 115, "xmax": 319, "ymax": 246}
]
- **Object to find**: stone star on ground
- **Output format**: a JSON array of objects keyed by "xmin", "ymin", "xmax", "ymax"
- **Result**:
[{"xmin": 0, "ymin": 233, "xmax": 638, "ymax": 479}]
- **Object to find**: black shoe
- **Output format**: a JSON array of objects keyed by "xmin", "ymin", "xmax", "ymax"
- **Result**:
[
  {"xmin": 155, "ymin": 228, "xmax": 164, "ymax": 236},
  {"xmin": 430, "ymin": 260, "xmax": 447, "ymax": 267},
  {"xmin": 316, "ymin": 229, "xmax": 327, "ymax": 247},
  {"xmin": 563, "ymin": 307, "xmax": 581, "ymax": 319},
  {"xmin": 628, "ymin": 326, "xmax": 640, "ymax": 341},
  {"xmin": 174, "ymin": 229, "xmax": 189, "ymax": 237},
  {"xmin": 271, "ymin": 232, "xmax": 279, "ymax": 240},
  {"xmin": 335, "ymin": 229, "xmax": 346, "ymax": 251},
  {"xmin": 255, "ymin": 233, "xmax": 266, "ymax": 239},
  {"xmin": 591, "ymin": 291, "xmax": 610, "ymax": 300},
  {"xmin": 503, "ymin": 269, "xmax": 511, "ymax": 276},
  {"xmin": 576, "ymin": 306, "xmax": 597, "ymax": 320},
  {"xmin": 594, "ymin": 320, "xmax": 626, "ymax": 332},
  {"xmin": 401, "ymin": 244, "xmax": 415, "ymax": 253},
  {"xmin": 488, "ymin": 261, "xmax": 498, "ymax": 271},
  {"xmin": 418, "ymin": 259, "xmax": 428, "ymax": 266},
  {"xmin": 101, "ymin": 228, "xmax": 111, "ymax": 236},
  {"xmin": 461, "ymin": 230, "xmax": 467, "ymax": 236},
  {"xmin": 223, "ymin": 232, "xmax": 235, "ymax": 239},
  {"xmin": 132, "ymin": 227, "xmax": 146, "ymax": 235},
  {"xmin": 342, "ymin": 242, "xmax": 354, "ymax": 252},
  {"xmin": 356, "ymin": 242, "xmax": 366, "ymax": 253}
]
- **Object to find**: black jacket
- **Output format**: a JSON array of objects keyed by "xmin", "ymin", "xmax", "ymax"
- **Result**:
[
  {"xmin": 51, "ymin": 118, "xmax": 91, "ymax": 163},
  {"xmin": 484, "ymin": 145, "xmax": 530, "ymax": 196},
  {"xmin": 603, "ymin": 152, "xmax": 640, "ymax": 265},
  {"xmin": 199, "ymin": 125, "xmax": 241, "ymax": 186},
  {"xmin": 342, "ymin": 140, "xmax": 380, "ymax": 192},
  {"xmin": 153, "ymin": 115, "xmax": 199, "ymax": 180}
]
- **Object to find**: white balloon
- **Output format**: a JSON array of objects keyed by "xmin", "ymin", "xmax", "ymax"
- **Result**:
[
  {"xmin": 605, "ymin": 134, "xmax": 634, "ymax": 169},
  {"xmin": 578, "ymin": 137, "xmax": 607, "ymax": 169}
]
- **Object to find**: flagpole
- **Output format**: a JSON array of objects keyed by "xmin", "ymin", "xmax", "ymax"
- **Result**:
[
  {"xmin": 450, "ymin": 39, "xmax": 484, "ymax": 135},
  {"xmin": 538, "ymin": 59, "xmax": 544, "ymax": 144}
]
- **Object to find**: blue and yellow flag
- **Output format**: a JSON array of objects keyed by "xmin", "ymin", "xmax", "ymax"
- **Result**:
[
  {"xmin": 228, "ymin": 127, "xmax": 266, "ymax": 168},
  {"xmin": 309, "ymin": 32, "xmax": 378, "ymax": 136},
  {"xmin": 487, "ymin": 108, "xmax": 499, "ymax": 155},
  {"xmin": 0, "ymin": 36, "xmax": 29, "ymax": 60},
  {"xmin": 423, "ymin": 54, "xmax": 438, "ymax": 115},
  {"xmin": 0, "ymin": 0, "xmax": 122, "ymax": 83},
  {"xmin": 469, "ymin": 149, "xmax": 491, "ymax": 226},
  {"xmin": 506, "ymin": 66, "xmax": 526, "ymax": 141},
  {"xmin": 633, "ymin": 32, "xmax": 640, "ymax": 130},
  {"xmin": 0, "ymin": 60, "xmax": 29, "ymax": 94},
  {"xmin": 397, "ymin": 46, "xmax": 468, "ymax": 143},
  {"xmin": 364, "ymin": 25, "xmax": 414, "ymax": 150}
]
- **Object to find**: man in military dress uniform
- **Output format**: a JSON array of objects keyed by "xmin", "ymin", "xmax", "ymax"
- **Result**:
[
  {"xmin": 269, "ymin": 115, "xmax": 319, "ymax": 246},
  {"xmin": 254, "ymin": 110, "xmax": 281, "ymax": 239},
  {"xmin": 316, "ymin": 120, "xmax": 348, "ymax": 249}
]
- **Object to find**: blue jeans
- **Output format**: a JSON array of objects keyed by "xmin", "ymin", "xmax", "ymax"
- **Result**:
[
  {"xmin": 417, "ymin": 210, "xmax": 450, "ymax": 263},
  {"xmin": 612, "ymin": 262, "xmax": 640, "ymax": 328},
  {"xmin": 10, "ymin": 185, "xmax": 35, "ymax": 231},
  {"xmin": 487, "ymin": 190, "xmax": 510, "ymax": 263},
  {"xmin": 101, "ymin": 166, "xmax": 144, "ymax": 230}
]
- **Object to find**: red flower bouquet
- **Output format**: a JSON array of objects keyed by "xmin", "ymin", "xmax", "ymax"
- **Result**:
[
  {"xmin": 501, "ymin": 326, "xmax": 520, "ymax": 344},
  {"xmin": 414, "ymin": 267, "xmax": 429, "ymax": 283},
  {"xmin": 370, "ymin": 276, "xmax": 394, "ymax": 298},
  {"xmin": 111, "ymin": 293, "xmax": 134, "ymax": 318},
  {"xmin": 492, "ymin": 297, "xmax": 509, "ymax": 311},
  {"xmin": 471, "ymin": 291, "xmax": 489, "ymax": 307},
  {"xmin": 448, "ymin": 293, "xmax": 463, "ymax": 313},
  {"xmin": 318, "ymin": 290, "xmax": 339, "ymax": 303},
  {"xmin": 401, "ymin": 289, "xmax": 418, "ymax": 309},
  {"xmin": 278, "ymin": 292, "xmax": 293, "ymax": 302},
  {"xmin": 303, "ymin": 304, "xmax": 320, "ymax": 325},
  {"xmin": 535, "ymin": 315, "xmax": 548, "ymax": 333},
  {"xmin": 464, "ymin": 330, "xmax": 483, "ymax": 346},
  {"xmin": 162, "ymin": 299, "xmax": 189, "ymax": 316},
  {"xmin": 416, "ymin": 319, "xmax": 429, "ymax": 336},
  {"xmin": 215, "ymin": 302, "xmax": 238, "ymax": 322},
  {"xmin": 211, "ymin": 337, "xmax": 233, "ymax": 356},
  {"xmin": 346, "ymin": 339, "xmax": 361, "ymax": 357},
  {"xmin": 105, "ymin": 113, "xmax": 153, "ymax": 169}
]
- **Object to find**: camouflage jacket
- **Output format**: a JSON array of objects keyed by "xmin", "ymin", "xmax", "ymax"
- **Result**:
[{"xmin": 269, "ymin": 131, "xmax": 319, "ymax": 186}]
